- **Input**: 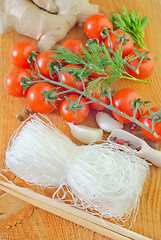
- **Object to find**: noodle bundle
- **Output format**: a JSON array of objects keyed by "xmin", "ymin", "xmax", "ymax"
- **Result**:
[{"xmin": 5, "ymin": 114, "xmax": 149, "ymax": 222}]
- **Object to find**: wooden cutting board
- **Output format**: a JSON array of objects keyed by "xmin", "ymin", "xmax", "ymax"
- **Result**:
[{"xmin": 0, "ymin": 0, "xmax": 161, "ymax": 239}]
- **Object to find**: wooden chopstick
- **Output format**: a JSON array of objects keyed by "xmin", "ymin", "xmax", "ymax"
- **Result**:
[{"xmin": 0, "ymin": 180, "xmax": 151, "ymax": 240}]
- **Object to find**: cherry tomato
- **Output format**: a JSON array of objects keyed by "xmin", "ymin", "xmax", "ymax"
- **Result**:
[
  {"xmin": 27, "ymin": 82, "xmax": 60, "ymax": 113},
  {"xmin": 61, "ymin": 39, "xmax": 85, "ymax": 56},
  {"xmin": 10, "ymin": 41, "xmax": 36, "ymax": 69},
  {"xmin": 84, "ymin": 13, "xmax": 113, "ymax": 42},
  {"xmin": 105, "ymin": 30, "xmax": 134, "ymax": 58},
  {"xmin": 112, "ymin": 88, "xmax": 142, "ymax": 123},
  {"xmin": 86, "ymin": 85, "xmax": 112, "ymax": 111},
  {"xmin": 60, "ymin": 94, "xmax": 89, "ymax": 124},
  {"xmin": 141, "ymin": 107, "xmax": 161, "ymax": 141},
  {"xmin": 58, "ymin": 64, "xmax": 88, "ymax": 91},
  {"xmin": 4, "ymin": 67, "xmax": 32, "ymax": 97},
  {"xmin": 34, "ymin": 50, "xmax": 59, "ymax": 80},
  {"xmin": 125, "ymin": 49, "xmax": 155, "ymax": 79}
]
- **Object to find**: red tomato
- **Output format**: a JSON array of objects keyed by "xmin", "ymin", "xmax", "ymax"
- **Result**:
[
  {"xmin": 141, "ymin": 107, "xmax": 161, "ymax": 141},
  {"xmin": 4, "ymin": 67, "xmax": 32, "ymax": 97},
  {"xmin": 112, "ymin": 88, "xmax": 142, "ymax": 123},
  {"xmin": 58, "ymin": 64, "xmax": 88, "ymax": 91},
  {"xmin": 105, "ymin": 30, "xmax": 134, "ymax": 58},
  {"xmin": 35, "ymin": 50, "xmax": 59, "ymax": 80},
  {"xmin": 60, "ymin": 94, "xmax": 89, "ymax": 124},
  {"xmin": 27, "ymin": 82, "xmax": 60, "ymax": 113},
  {"xmin": 125, "ymin": 49, "xmax": 155, "ymax": 79},
  {"xmin": 61, "ymin": 39, "xmax": 85, "ymax": 56},
  {"xmin": 10, "ymin": 41, "xmax": 36, "ymax": 69},
  {"xmin": 86, "ymin": 85, "xmax": 112, "ymax": 110},
  {"xmin": 84, "ymin": 13, "xmax": 113, "ymax": 42}
]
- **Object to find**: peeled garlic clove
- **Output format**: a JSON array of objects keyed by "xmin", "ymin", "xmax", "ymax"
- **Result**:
[
  {"xmin": 67, "ymin": 122, "xmax": 103, "ymax": 144},
  {"xmin": 96, "ymin": 111, "xmax": 123, "ymax": 132}
]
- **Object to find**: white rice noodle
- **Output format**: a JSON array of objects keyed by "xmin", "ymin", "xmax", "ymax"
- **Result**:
[
  {"xmin": 5, "ymin": 114, "xmax": 76, "ymax": 187},
  {"xmin": 5, "ymin": 114, "xmax": 149, "ymax": 222}
]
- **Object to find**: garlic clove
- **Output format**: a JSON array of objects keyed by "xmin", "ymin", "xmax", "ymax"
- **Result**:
[
  {"xmin": 67, "ymin": 122, "xmax": 103, "ymax": 144},
  {"xmin": 96, "ymin": 111, "xmax": 123, "ymax": 132}
]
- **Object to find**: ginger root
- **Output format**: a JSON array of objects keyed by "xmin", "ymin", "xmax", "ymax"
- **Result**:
[
  {"xmin": 32, "ymin": 0, "xmax": 58, "ymax": 13},
  {"xmin": 0, "ymin": 0, "xmax": 98, "ymax": 51}
]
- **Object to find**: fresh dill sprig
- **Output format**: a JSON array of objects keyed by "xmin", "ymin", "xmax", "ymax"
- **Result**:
[
  {"xmin": 110, "ymin": 6, "xmax": 149, "ymax": 49},
  {"xmin": 53, "ymin": 46, "xmax": 85, "ymax": 65},
  {"xmin": 60, "ymin": 66, "xmax": 91, "ymax": 80},
  {"xmin": 54, "ymin": 40, "xmax": 151, "ymax": 92}
]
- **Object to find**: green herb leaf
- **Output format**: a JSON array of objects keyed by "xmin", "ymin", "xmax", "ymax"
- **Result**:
[
  {"xmin": 110, "ymin": 6, "xmax": 149, "ymax": 49},
  {"xmin": 141, "ymin": 16, "xmax": 149, "ymax": 31},
  {"xmin": 54, "ymin": 46, "xmax": 85, "ymax": 65},
  {"xmin": 60, "ymin": 66, "xmax": 91, "ymax": 83}
]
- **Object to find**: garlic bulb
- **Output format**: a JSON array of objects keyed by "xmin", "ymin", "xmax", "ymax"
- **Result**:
[
  {"xmin": 96, "ymin": 111, "xmax": 123, "ymax": 132},
  {"xmin": 68, "ymin": 122, "xmax": 103, "ymax": 144}
]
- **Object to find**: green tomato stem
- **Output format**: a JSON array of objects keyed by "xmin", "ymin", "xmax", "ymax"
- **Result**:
[{"xmin": 31, "ymin": 73, "xmax": 156, "ymax": 136}]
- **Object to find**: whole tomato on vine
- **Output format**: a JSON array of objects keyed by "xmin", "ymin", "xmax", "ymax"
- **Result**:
[
  {"xmin": 4, "ymin": 67, "xmax": 32, "ymax": 97},
  {"xmin": 27, "ymin": 82, "xmax": 60, "ymax": 114},
  {"xmin": 34, "ymin": 50, "xmax": 60, "ymax": 80},
  {"xmin": 60, "ymin": 94, "xmax": 89, "ymax": 124},
  {"xmin": 141, "ymin": 107, "xmax": 161, "ymax": 141},
  {"xmin": 105, "ymin": 30, "xmax": 134, "ymax": 58},
  {"xmin": 126, "ymin": 49, "xmax": 155, "ymax": 79},
  {"xmin": 84, "ymin": 13, "xmax": 113, "ymax": 41},
  {"xmin": 10, "ymin": 41, "xmax": 36, "ymax": 69},
  {"xmin": 112, "ymin": 88, "xmax": 143, "ymax": 124}
]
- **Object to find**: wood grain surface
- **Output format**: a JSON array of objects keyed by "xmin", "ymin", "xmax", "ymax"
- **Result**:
[{"xmin": 0, "ymin": 0, "xmax": 161, "ymax": 239}]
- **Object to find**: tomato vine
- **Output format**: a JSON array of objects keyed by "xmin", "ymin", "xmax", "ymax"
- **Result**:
[{"xmin": 19, "ymin": 29, "xmax": 159, "ymax": 138}]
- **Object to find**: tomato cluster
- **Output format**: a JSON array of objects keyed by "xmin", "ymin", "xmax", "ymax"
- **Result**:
[
  {"xmin": 3, "ymin": 11, "xmax": 160, "ymax": 141},
  {"xmin": 4, "ymin": 40, "xmax": 91, "ymax": 123},
  {"xmin": 84, "ymin": 13, "xmax": 160, "ymax": 141},
  {"xmin": 84, "ymin": 13, "xmax": 155, "ymax": 79}
]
